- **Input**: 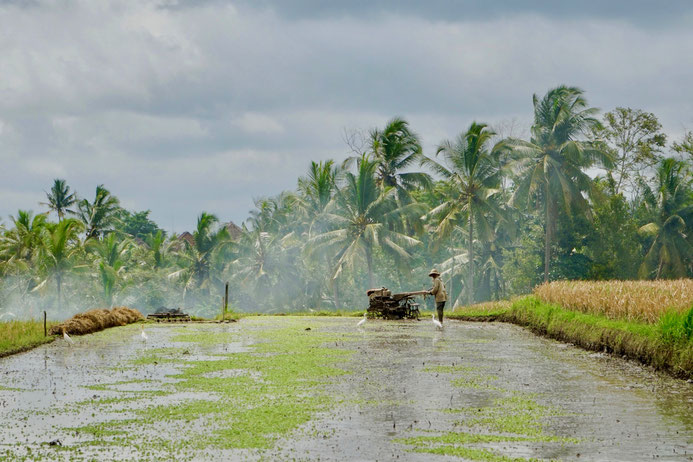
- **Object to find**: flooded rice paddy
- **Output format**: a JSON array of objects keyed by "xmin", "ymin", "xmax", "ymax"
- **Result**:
[{"xmin": 0, "ymin": 317, "xmax": 691, "ymax": 461}]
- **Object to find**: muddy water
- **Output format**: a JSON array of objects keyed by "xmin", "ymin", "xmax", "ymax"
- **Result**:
[
  {"xmin": 272, "ymin": 319, "xmax": 693, "ymax": 461},
  {"xmin": 1, "ymin": 318, "xmax": 692, "ymax": 461}
]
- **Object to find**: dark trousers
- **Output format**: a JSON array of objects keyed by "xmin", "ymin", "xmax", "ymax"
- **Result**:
[{"xmin": 436, "ymin": 301, "xmax": 446, "ymax": 323}]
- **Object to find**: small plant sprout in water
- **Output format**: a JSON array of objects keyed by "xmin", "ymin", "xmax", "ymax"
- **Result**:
[
  {"xmin": 357, "ymin": 312, "xmax": 367, "ymax": 328},
  {"xmin": 432, "ymin": 314, "xmax": 443, "ymax": 330}
]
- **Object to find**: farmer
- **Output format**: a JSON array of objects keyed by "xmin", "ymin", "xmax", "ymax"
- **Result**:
[{"xmin": 428, "ymin": 268, "xmax": 447, "ymax": 323}]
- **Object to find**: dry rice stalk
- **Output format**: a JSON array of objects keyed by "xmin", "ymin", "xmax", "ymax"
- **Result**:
[
  {"xmin": 49, "ymin": 306, "xmax": 144, "ymax": 336},
  {"xmin": 534, "ymin": 279, "xmax": 693, "ymax": 323}
]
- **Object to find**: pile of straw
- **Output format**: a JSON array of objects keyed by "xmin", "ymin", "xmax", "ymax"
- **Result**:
[{"xmin": 50, "ymin": 306, "xmax": 144, "ymax": 336}]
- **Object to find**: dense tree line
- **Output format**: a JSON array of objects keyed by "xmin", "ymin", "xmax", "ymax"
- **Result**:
[{"xmin": 1, "ymin": 86, "xmax": 692, "ymax": 318}]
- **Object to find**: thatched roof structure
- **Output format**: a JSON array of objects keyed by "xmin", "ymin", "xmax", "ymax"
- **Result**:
[
  {"xmin": 224, "ymin": 221, "xmax": 243, "ymax": 241},
  {"xmin": 178, "ymin": 231, "xmax": 195, "ymax": 247}
]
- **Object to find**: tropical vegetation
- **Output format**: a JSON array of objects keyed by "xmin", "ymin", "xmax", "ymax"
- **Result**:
[{"xmin": 1, "ymin": 85, "xmax": 692, "ymax": 319}]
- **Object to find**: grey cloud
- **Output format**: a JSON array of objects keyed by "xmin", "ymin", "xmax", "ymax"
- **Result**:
[
  {"xmin": 225, "ymin": 0, "xmax": 693, "ymax": 27},
  {"xmin": 1, "ymin": 0, "xmax": 692, "ymax": 231}
]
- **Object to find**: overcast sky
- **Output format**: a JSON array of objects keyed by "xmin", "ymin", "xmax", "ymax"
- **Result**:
[{"xmin": 1, "ymin": 0, "xmax": 692, "ymax": 232}]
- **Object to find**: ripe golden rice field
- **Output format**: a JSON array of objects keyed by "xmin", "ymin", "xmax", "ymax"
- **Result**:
[{"xmin": 534, "ymin": 279, "xmax": 693, "ymax": 324}]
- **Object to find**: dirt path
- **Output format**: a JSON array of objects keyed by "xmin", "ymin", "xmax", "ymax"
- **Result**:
[{"xmin": 0, "ymin": 317, "xmax": 691, "ymax": 461}]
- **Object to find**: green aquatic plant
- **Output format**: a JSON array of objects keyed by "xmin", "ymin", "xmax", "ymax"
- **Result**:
[{"xmin": 67, "ymin": 320, "xmax": 355, "ymax": 455}]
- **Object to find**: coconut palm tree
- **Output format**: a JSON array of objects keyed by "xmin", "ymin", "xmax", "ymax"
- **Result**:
[
  {"xmin": 145, "ymin": 230, "xmax": 168, "ymax": 268},
  {"xmin": 506, "ymin": 86, "xmax": 612, "ymax": 282},
  {"xmin": 35, "ymin": 219, "xmax": 83, "ymax": 310},
  {"xmin": 169, "ymin": 212, "xmax": 231, "ymax": 302},
  {"xmin": 87, "ymin": 233, "xmax": 132, "ymax": 306},
  {"xmin": 638, "ymin": 158, "xmax": 693, "ymax": 278},
  {"xmin": 77, "ymin": 185, "xmax": 121, "ymax": 239},
  {"xmin": 1, "ymin": 210, "xmax": 48, "ymax": 264},
  {"xmin": 368, "ymin": 117, "xmax": 431, "ymax": 197},
  {"xmin": 423, "ymin": 122, "xmax": 509, "ymax": 304},
  {"xmin": 310, "ymin": 154, "xmax": 421, "ymax": 288},
  {"xmin": 292, "ymin": 160, "xmax": 342, "ymax": 307},
  {"xmin": 228, "ymin": 223, "xmax": 304, "ymax": 309},
  {"xmin": 295, "ymin": 160, "xmax": 340, "ymax": 235},
  {"xmin": 344, "ymin": 118, "xmax": 431, "ymax": 203},
  {"xmin": 42, "ymin": 179, "xmax": 77, "ymax": 220}
]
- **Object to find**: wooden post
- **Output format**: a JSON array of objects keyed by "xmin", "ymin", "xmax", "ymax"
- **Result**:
[
  {"xmin": 224, "ymin": 282, "xmax": 229, "ymax": 319},
  {"xmin": 43, "ymin": 311, "xmax": 47, "ymax": 337}
]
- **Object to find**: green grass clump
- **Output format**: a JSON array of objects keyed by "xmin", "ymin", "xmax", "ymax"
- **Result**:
[
  {"xmin": 423, "ymin": 364, "xmax": 477, "ymax": 373},
  {"xmin": 0, "ymin": 319, "xmax": 57, "ymax": 357},
  {"xmin": 658, "ymin": 306, "xmax": 693, "ymax": 344},
  {"xmin": 411, "ymin": 445, "xmax": 537, "ymax": 462},
  {"xmin": 215, "ymin": 311, "xmax": 242, "ymax": 321},
  {"xmin": 397, "ymin": 433, "xmax": 533, "ymax": 447},
  {"xmin": 448, "ymin": 301, "xmax": 512, "ymax": 320},
  {"xmin": 170, "ymin": 330, "xmax": 236, "ymax": 345}
]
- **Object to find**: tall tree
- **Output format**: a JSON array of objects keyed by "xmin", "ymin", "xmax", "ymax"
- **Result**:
[
  {"xmin": 42, "ymin": 179, "xmax": 77, "ymax": 220},
  {"xmin": 672, "ymin": 130, "xmax": 693, "ymax": 160},
  {"xmin": 115, "ymin": 209, "xmax": 164, "ymax": 240},
  {"xmin": 507, "ymin": 86, "xmax": 612, "ymax": 282},
  {"xmin": 310, "ymin": 155, "xmax": 420, "ymax": 288},
  {"xmin": 145, "ymin": 230, "xmax": 168, "ymax": 268},
  {"xmin": 424, "ymin": 122, "xmax": 508, "ymax": 304},
  {"xmin": 229, "ymin": 223, "xmax": 302, "ymax": 310},
  {"xmin": 368, "ymin": 117, "xmax": 431, "ymax": 198},
  {"xmin": 77, "ymin": 185, "xmax": 121, "ymax": 239},
  {"xmin": 0, "ymin": 210, "xmax": 47, "ymax": 265},
  {"xmin": 637, "ymin": 158, "xmax": 693, "ymax": 279},
  {"xmin": 35, "ymin": 219, "xmax": 83, "ymax": 310},
  {"xmin": 295, "ymin": 160, "xmax": 340, "ymax": 235},
  {"xmin": 594, "ymin": 107, "xmax": 666, "ymax": 194},
  {"xmin": 169, "ymin": 212, "xmax": 231, "ymax": 301},
  {"xmin": 87, "ymin": 233, "xmax": 132, "ymax": 306},
  {"xmin": 294, "ymin": 160, "xmax": 341, "ymax": 306},
  {"xmin": 585, "ymin": 177, "xmax": 642, "ymax": 280}
]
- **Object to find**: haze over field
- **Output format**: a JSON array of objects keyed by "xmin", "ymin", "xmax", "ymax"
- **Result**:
[{"xmin": 1, "ymin": 0, "xmax": 693, "ymax": 232}]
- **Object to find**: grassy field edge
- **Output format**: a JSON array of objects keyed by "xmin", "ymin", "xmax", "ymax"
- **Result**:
[
  {"xmin": 451, "ymin": 296, "xmax": 693, "ymax": 380},
  {"xmin": 0, "ymin": 337, "xmax": 57, "ymax": 358},
  {"xmin": 0, "ymin": 319, "xmax": 57, "ymax": 358}
]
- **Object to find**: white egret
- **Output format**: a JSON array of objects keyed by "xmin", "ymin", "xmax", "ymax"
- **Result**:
[
  {"xmin": 141, "ymin": 325, "xmax": 148, "ymax": 341},
  {"xmin": 62, "ymin": 328, "xmax": 74, "ymax": 345},
  {"xmin": 357, "ymin": 313, "xmax": 367, "ymax": 328},
  {"xmin": 431, "ymin": 314, "xmax": 443, "ymax": 330}
]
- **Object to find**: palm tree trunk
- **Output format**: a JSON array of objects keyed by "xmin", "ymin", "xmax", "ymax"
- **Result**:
[
  {"xmin": 366, "ymin": 245, "xmax": 374, "ymax": 289},
  {"xmin": 468, "ymin": 208, "xmax": 474, "ymax": 305},
  {"xmin": 56, "ymin": 273, "xmax": 62, "ymax": 313},
  {"xmin": 544, "ymin": 183, "xmax": 552, "ymax": 283},
  {"xmin": 332, "ymin": 277, "xmax": 340, "ymax": 310}
]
